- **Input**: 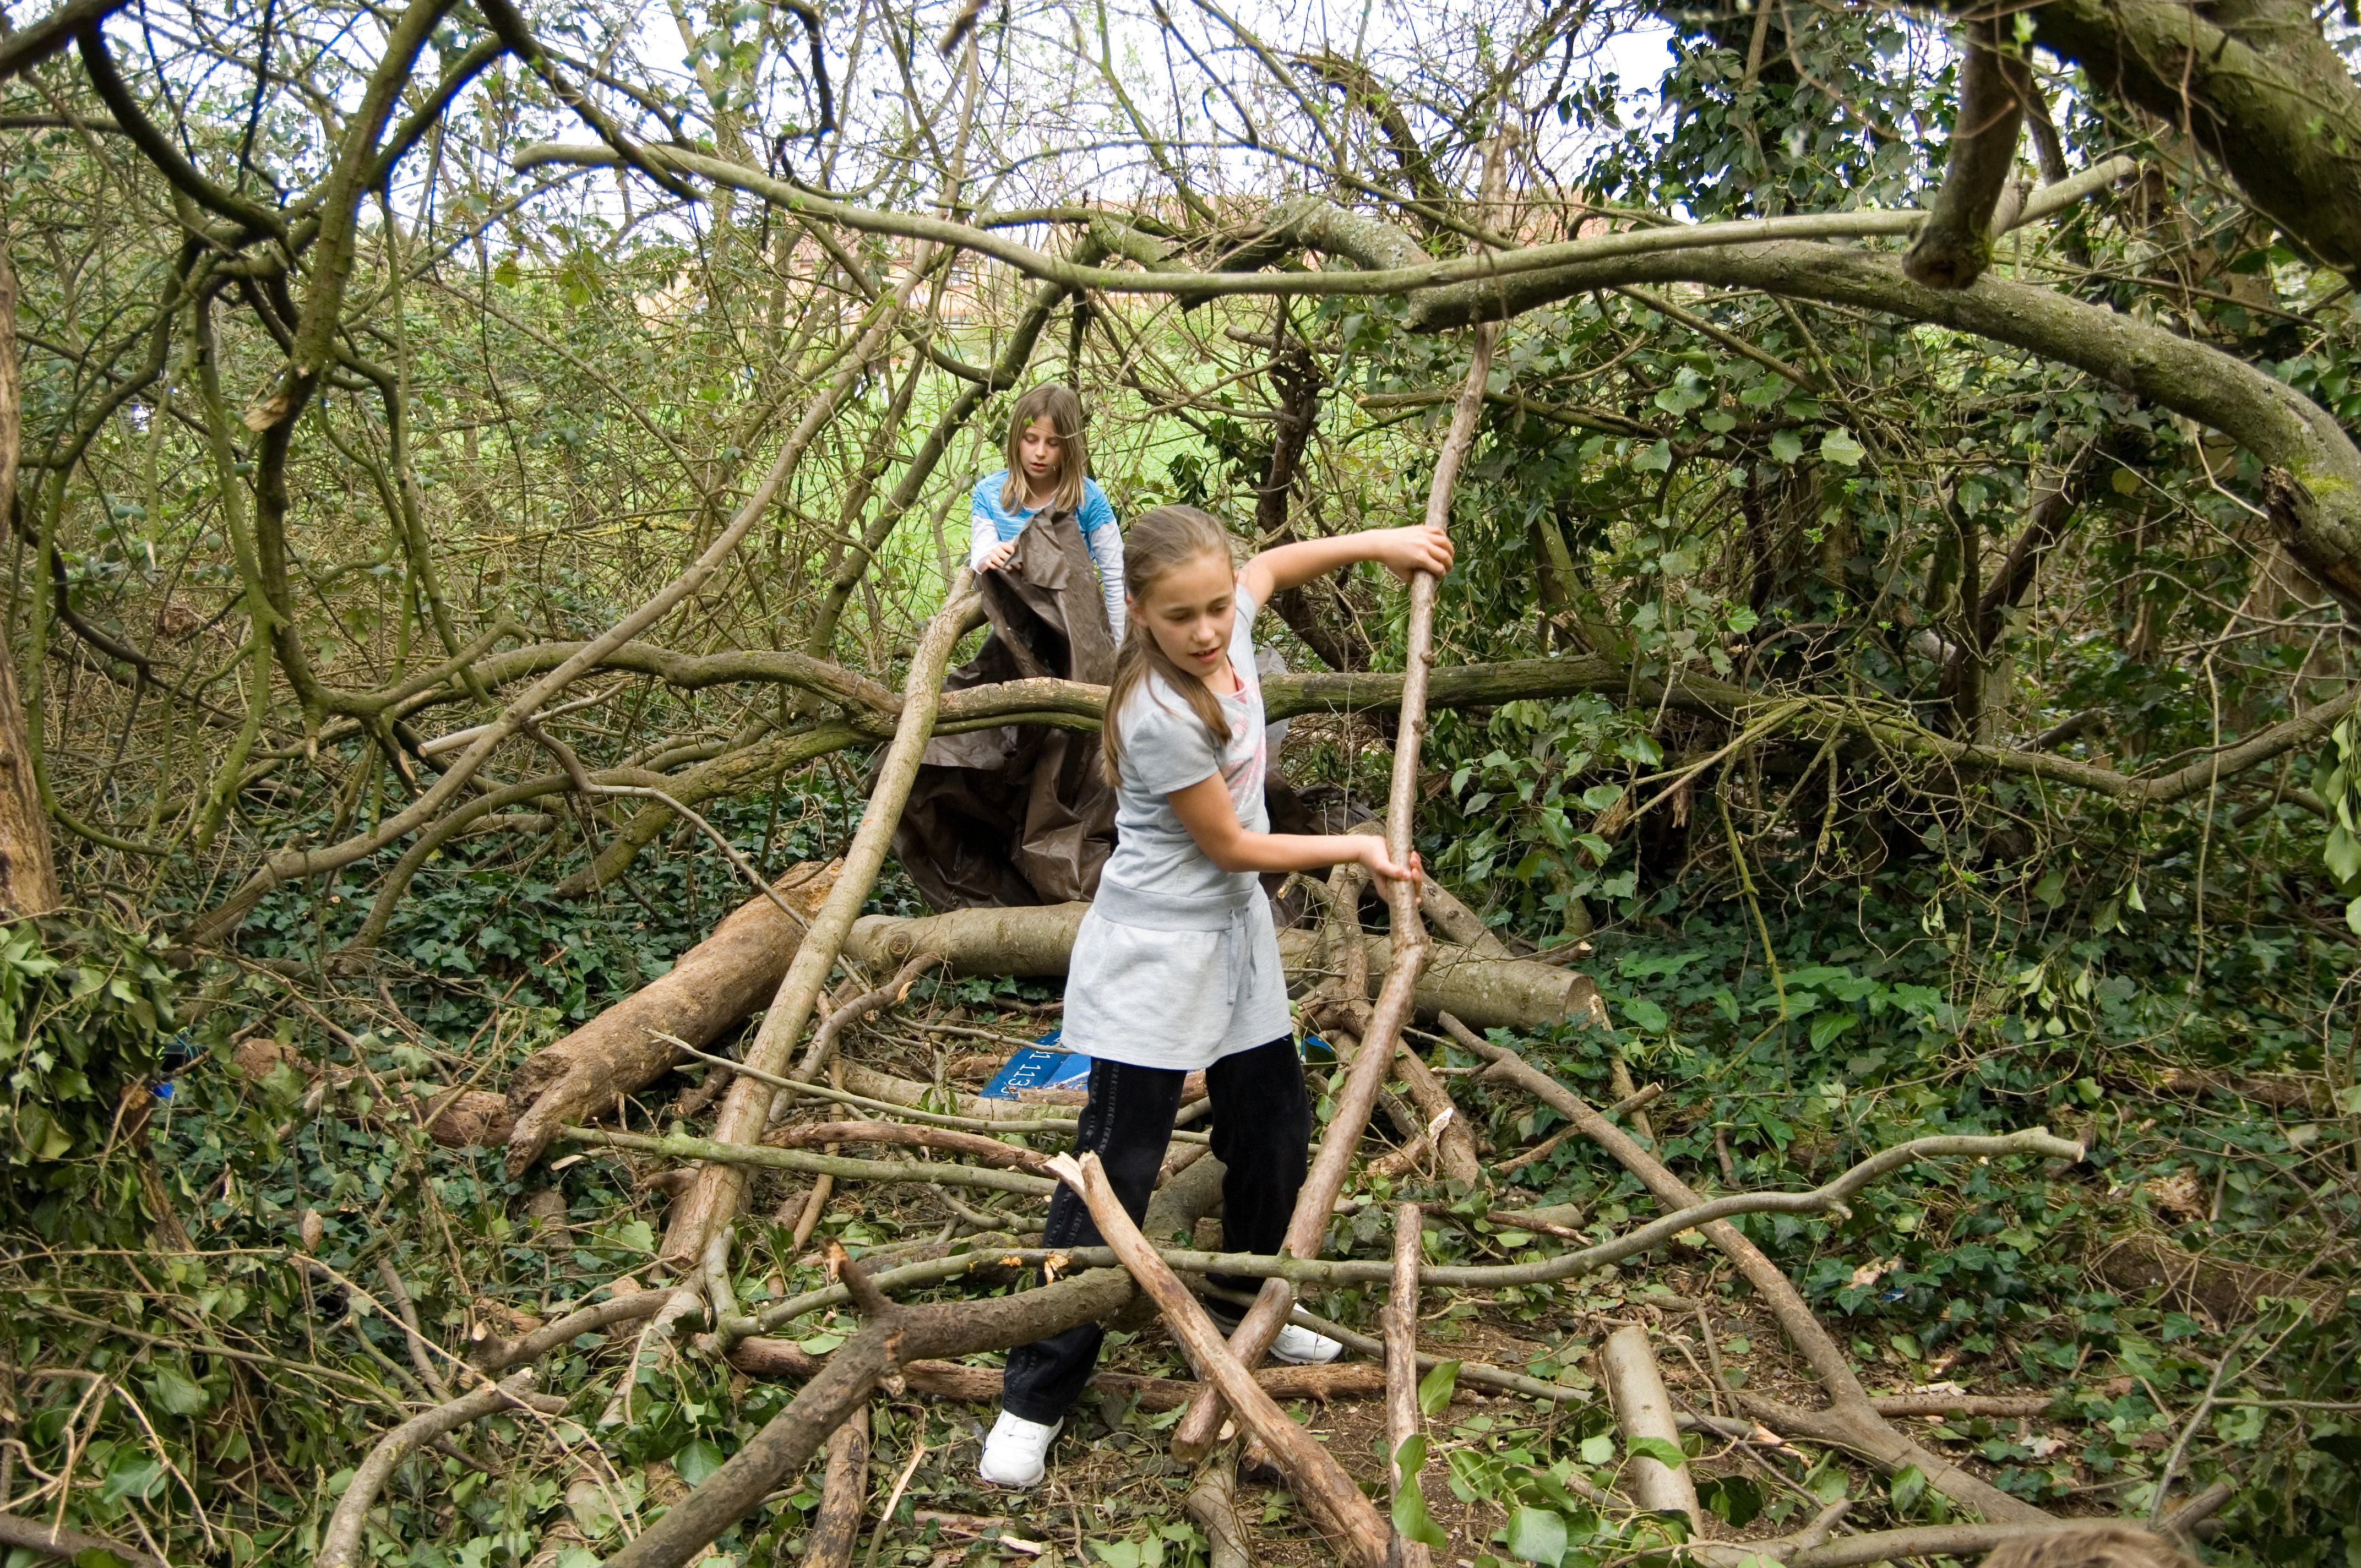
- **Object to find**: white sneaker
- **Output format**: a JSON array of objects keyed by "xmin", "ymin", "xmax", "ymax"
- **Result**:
[
  {"xmin": 978, "ymin": 1410, "xmax": 1062, "ymax": 1488},
  {"xmin": 1269, "ymin": 1322, "xmax": 1345, "ymax": 1365}
]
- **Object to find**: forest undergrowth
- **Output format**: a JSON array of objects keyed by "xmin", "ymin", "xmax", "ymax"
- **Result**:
[{"xmin": 6, "ymin": 738, "xmax": 2355, "ymax": 1568}]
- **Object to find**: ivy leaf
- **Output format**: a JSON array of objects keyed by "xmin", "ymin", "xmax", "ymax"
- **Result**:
[
  {"xmin": 146, "ymin": 1368, "xmax": 206, "ymax": 1417},
  {"xmin": 1769, "ymin": 429, "xmax": 1805, "ymax": 463},
  {"xmin": 673, "ymin": 1438, "xmax": 726, "ymax": 1487},
  {"xmin": 1620, "ymin": 997, "xmax": 1669, "ymax": 1032},
  {"xmin": 1416, "ymin": 1359, "xmax": 1461, "ymax": 1415},
  {"xmin": 1820, "ymin": 429, "xmax": 1866, "ymax": 467},
  {"xmin": 1505, "ymin": 1505, "xmax": 1568, "ymax": 1566},
  {"xmin": 1390, "ymin": 1438, "xmax": 1449, "ymax": 1548},
  {"xmin": 1628, "ymin": 1435, "xmax": 1688, "ymax": 1469}
]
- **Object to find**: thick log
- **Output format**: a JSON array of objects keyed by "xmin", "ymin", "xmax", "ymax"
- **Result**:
[
  {"xmin": 500, "ymin": 894, "xmax": 1591, "ymax": 1177},
  {"xmin": 503, "ymin": 861, "xmax": 840, "ymax": 1175},
  {"xmin": 842, "ymin": 903, "xmax": 1598, "ymax": 1028}
]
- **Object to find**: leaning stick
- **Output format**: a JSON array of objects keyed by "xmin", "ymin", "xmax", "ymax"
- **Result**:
[
  {"xmin": 1446, "ymin": 1019, "xmax": 2059, "ymax": 1526},
  {"xmin": 1385, "ymin": 1202, "xmax": 1433, "ymax": 1568},
  {"xmin": 1048, "ymin": 1153, "xmax": 1391, "ymax": 1568},
  {"xmin": 1169, "ymin": 175, "xmax": 1504, "ymax": 1461},
  {"xmin": 659, "ymin": 571, "xmax": 981, "ymax": 1264}
]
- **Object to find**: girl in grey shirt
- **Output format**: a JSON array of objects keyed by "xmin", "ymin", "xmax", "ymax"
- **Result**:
[{"xmin": 980, "ymin": 503, "xmax": 1452, "ymax": 1488}]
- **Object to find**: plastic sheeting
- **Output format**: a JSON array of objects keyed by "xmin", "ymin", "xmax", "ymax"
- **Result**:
[{"xmin": 893, "ymin": 505, "xmax": 1122, "ymax": 910}]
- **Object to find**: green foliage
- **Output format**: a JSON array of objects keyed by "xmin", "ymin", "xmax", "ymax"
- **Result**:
[{"xmin": 0, "ymin": 917, "xmax": 178, "ymax": 1245}]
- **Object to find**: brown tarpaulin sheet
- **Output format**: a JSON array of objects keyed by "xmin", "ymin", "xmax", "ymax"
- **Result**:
[{"xmin": 894, "ymin": 507, "xmax": 1122, "ymax": 911}]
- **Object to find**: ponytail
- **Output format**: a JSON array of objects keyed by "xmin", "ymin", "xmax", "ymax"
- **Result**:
[{"xmin": 1101, "ymin": 505, "xmax": 1234, "ymax": 785}]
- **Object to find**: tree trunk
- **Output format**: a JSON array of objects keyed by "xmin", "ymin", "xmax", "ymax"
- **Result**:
[{"xmin": 0, "ymin": 252, "xmax": 59, "ymax": 919}]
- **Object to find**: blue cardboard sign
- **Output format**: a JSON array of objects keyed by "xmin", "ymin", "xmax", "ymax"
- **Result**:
[
  {"xmin": 978, "ymin": 1030, "xmax": 1331, "ymax": 1099},
  {"xmin": 980, "ymin": 1029, "xmax": 1090, "ymax": 1100}
]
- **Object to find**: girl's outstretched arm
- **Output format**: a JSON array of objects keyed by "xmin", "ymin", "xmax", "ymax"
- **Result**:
[
  {"xmin": 1238, "ymin": 524, "xmax": 1452, "ymax": 606},
  {"xmin": 1167, "ymin": 777, "xmax": 1421, "ymax": 884}
]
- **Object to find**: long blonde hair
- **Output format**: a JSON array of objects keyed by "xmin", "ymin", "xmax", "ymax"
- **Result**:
[
  {"xmin": 998, "ymin": 383, "xmax": 1090, "ymax": 514},
  {"xmin": 1101, "ymin": 505, "xmax": 1234, "ymax": 784}
]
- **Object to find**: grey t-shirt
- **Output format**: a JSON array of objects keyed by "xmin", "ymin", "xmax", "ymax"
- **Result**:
[{"xmin": 1099, "ymin": 582, "xmax": 1269, "ymax": 902}]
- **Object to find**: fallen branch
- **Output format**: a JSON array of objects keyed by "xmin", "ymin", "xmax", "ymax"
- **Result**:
[
  {"xmin": 1386, "ymin": 1201, "xmax": 1434, "ymax": 1568},
  {"xmin": 1172, "ymin": 264, "xmax": 1493, "ymax": 1461},
  {"xmin": 702, "ymin": 1129, "xmax": 2085, "ymax": 1294},
  {"xmin": 0, "ymin": 1512, "xmax": 164, "ymax": 1568},
  {"xmin": 762, "ymin": 1119, "xmax": 1057, "ymax": 1173},
  {"xmin": 726, "ymin": 1337, "xmax": 1400, "ymax": 1407},
  {"xmin": 501, "ymin": 893, "xmax": 1584, "ymax": 1177},
  {"xmin": 1788, "ymin": 1523, "xmax": 2101, "ymax": 1568},
  {"xmin": 660, "ymin": 572, "xmax": 981, "ymax": 1263},
  {"xmin": 318, "ymin": 1371, "xmax": 567, "ymax": 1568},
  {"xmin": 803, "ymin": 1404, "xmax": 869, "ymax": 1568},
  {"xmin": 1050, "ymin": 1151, "xmax": 1391, "ymax": 1568},
  {"xmin": 1186, "ymin": 1460, "xmax": 1253, "ymax": 1568},
  {"xmin": 1451, "ymin": 1019, "xmax": 2063, "ymax": 1526},
  {"xmin": 502, "ymin": 861, "xmax": 841, "ymax": 1175},
  {"xmin": 561, "ymin": 1125, "xmax": 1058, "ymax": 1198}
]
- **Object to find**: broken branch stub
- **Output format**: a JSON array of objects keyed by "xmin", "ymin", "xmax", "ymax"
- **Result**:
[
  {"xmin": 1909, "ymin": 19, "xmax": 2033, "ymax": 291},
  {"xmin": 1600, "ymin": 1326, "xmax": 1700, "ymax": 1528}
]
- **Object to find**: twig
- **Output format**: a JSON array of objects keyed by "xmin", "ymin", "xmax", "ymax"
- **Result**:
[
  {"xmin": 376, "ymin": 1259, "xmax": 452, "ymax": 1401},
  {"xmin": 861, "ymin": 1434, "xmax": 927, "ymax": 1568},
  {"xmin": 561, "ymin": 1125, "xmax": 1058, "ymax": 1197}
]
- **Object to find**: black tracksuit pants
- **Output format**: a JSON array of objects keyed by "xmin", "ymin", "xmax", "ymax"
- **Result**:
[{"xmin": 997, "ymin": 1035, "xmax": 1310, "ymax": 1424}]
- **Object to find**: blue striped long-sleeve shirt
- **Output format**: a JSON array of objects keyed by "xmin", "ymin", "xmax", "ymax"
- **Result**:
[{"xmin": 969, "ymin": 471, "xmax": 1125, "ymax": 639}]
